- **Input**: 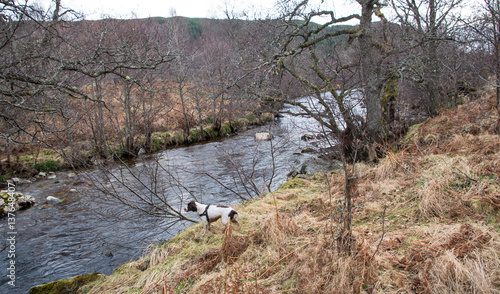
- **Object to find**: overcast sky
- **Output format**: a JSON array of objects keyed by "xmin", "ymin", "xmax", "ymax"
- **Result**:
[{"xmin": 38, "ymin": 0, "xmax": 357, "ymax": 22}]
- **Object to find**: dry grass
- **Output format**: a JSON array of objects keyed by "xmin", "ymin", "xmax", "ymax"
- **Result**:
[{"xmin": 80, "ymin": 90, "xmax": 500, "ymax": 294}]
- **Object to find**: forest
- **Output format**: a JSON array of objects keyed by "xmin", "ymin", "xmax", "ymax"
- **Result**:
[{"xmin": 1, "ymin": 0, "xmax": 498, "ymax": 178}]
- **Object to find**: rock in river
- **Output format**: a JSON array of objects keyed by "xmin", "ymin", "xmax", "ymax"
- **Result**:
[
  {"xmin": 0, "ymin": 191, "xmax": 35, "ymax": 216},
  {"xmin": 46, "ymin": 196, "xmax": 62, "ymax": 205},
  {"xmin": 255, "ymin": 131, "xmax": 273, "ymax": 141}
]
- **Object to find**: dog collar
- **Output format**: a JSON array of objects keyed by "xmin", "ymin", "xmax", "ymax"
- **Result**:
[{"xmin": 199, "ymin": 204, "xmax": 211, "ymax": 220}]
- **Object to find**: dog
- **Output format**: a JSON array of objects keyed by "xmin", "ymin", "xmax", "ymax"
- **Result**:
[{"xmin": 184, "ymin": 200, "xmax": 239, "ymax": 234}]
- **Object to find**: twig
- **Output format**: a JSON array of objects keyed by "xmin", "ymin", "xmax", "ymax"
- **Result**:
[
  {"xmin": 360, "ymin": 249, "xmax": 367, "ymax": 293},
  {"xmin": 454, "ymin": 231, "xmax": 490, "ymax": 254},
  {"xmin": 325, "ymin": 173, "xmax": 335, "ymax": 241},
  {"xmin": 371, "ymin": 204, "xmax": 387, "ymax": 260}
]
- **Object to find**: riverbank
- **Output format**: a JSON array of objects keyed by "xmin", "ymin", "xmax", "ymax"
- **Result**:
[
  {"xmin": 41, "ymin": 91, "xmax": 499, "ymax": 293},
  {"xmin": 0, "ymin": 112, "xmax": 275, "ymax": 184}
]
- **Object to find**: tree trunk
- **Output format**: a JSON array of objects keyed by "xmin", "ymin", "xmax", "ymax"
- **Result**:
[
  {"xmin": 359, "ymin": 0, "xmax": 385, "ymax": 143},
  {"xmin": 425, "ymin": 0, "xmax": 441, "ymax": 116}
]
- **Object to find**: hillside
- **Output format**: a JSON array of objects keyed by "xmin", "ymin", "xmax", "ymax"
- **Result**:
[{"xmin": 33, "ymin": 90, "xmax": 499, "ymax": 293}]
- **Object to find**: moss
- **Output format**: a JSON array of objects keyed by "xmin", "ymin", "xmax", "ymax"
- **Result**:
[
  {"xmin": 280, "ymin": 178, "xmax": 309, "ymax": 189},
  {"xmin": 381, "ymin": 75, "xmax": 398, "ymax": 107},
  {"xmin": 28, "ymin": 273, "xmax": 101, "ymax": 294}
]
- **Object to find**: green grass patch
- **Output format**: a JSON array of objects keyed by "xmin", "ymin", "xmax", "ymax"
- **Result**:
[
  {"xmin": 34, "ymin": 160, "xmax": 61, "ymax": 172},
  {"xmin": 245, "ymin": 113, "xmax": 257, "ymax": 122},
  {"xmin": 280, "ymin": 178, "xmax": 309, "ymax": 189}
]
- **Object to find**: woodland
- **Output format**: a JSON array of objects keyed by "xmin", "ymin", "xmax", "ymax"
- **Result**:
[{"xmin": 1, "ymin": 0, "xmax": 498, "ymax": 177}]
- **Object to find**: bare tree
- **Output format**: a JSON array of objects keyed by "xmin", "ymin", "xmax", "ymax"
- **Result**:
[
  {"xmin": 261, "ymin": 0, "xmax": 391, "ymax": 252},
  {"xmin": 392, "ymin": 0, "xmax": 465, "ymax": 115},
  {"xmin": 466, "ymin": 0, "xmax": 500, "ymax": 132},
  {"xmin": 0, "ymin": 2, "xmax": 176, "ymax": 172}
]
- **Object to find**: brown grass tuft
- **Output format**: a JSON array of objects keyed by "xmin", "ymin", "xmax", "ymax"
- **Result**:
[
  {"xmin": 409, "ymin": 224, "xmax": 492, "ymax": 261},
  {"xmin": 426, "ymin": 250, "xmax": 500, "ymax": 294},
  {"xmin": 259, "ymin": 212, "xmax": 302, "ymax": 246},
  {"xmin": 373, "ymin": 149, "xmax": 420, "ymax": 181}
]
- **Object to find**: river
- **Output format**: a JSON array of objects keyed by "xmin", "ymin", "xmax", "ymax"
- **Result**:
[{"xmin": 0, "ymin": 97, "xmax": 347, "ymax": 293}]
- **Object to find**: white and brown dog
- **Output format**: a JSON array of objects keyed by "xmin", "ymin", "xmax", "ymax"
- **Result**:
[{"xmin": 184, "ymin": 200, "xmax": 239, "ymax": 234}]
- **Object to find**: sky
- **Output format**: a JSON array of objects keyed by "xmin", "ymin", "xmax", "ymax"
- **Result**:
[
  {"xmin": 38, "ymin": 0, "xmax": 357, "ymax": 22},
  {"xmin": 40, "ymin": 0, "xmax": 280, "ymax": 19}
]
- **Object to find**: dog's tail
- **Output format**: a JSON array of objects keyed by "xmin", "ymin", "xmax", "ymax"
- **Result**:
[{"xmin": 229, "ymin": 210, "xmax": 239, "ymax": 224}]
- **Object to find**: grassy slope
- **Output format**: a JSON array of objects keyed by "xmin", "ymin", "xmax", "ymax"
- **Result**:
[{"xmin": 80, "ymin": 92, "xmax": 500, "ymax": 294}]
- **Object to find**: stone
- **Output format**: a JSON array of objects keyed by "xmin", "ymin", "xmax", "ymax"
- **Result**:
[
  {"xmin": 14, "ymin": 178, "xmax": 32, "ymax": 184},
  {"xmin": 138, "ymin": 148, "xmax": 146, "ymax": 155},
  {"xmin": 301, "ymin": 148, "xmax": 315, "ymax": 153},
  {"xmin": 17, "ymin": 195, "xmax": 35, "ymax": 209},
  {"xmin": 300, "ymin": 134, "xmax": 315, "ymax": 141},
  {"xmin": 255, "ymin": 131, "xmax": 273, "ymax": 141},
  {"xmin": 47, "ymin": 172, "xmax": 57, "ymax": 179},
  {"xmin": 38, "ymin": 172, "xmax": 47, "ymax": 178},
  {"xmin": 46, "ymin": 196, "xmax": 62, "ymax": 205}
]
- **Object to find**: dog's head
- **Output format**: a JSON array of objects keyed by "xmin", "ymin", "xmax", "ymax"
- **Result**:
[{"xmin": 184, "ymin": 200, "xmax": 197, "ymax": 212}]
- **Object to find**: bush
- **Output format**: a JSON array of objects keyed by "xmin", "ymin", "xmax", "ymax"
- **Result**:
[
  {"xmin": 221, "ymin": 124, "xmax": 232, "ymax": 135},
  {"xmin": 204, "ymin": 127, "xmax": 219, "ymax": 138},
  {"xmin": 152, "ymin": 136, "xmax": 165, "ymax": 152},
  {"xmin": 172, "ymin": 134, "xmax": 185, "ymax": 145},
  {"xmin": 189, "ymin": 129, "xmax": 203, "ymax": 141},
  {"xmin": 34, "ymin": 160, "xmax": 61, "ymax": 172},
  {"xmin": 245, "ymin": 113, "xmax": 257, "ymax": 122}
]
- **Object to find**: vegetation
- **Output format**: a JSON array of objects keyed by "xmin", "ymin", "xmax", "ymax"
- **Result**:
[
  {"xmin": 28, "ymin": 273, "xmax": 101, "ymax": 294},
  {"xmin": 78, "ymin": 89, "xmax": 500, "ymax": 293},
  {"xmin": 3, "ymin": 0, "xmax": 500, "ymax": 292}
]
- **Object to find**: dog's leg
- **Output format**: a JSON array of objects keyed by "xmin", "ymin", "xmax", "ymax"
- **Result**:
[{"xmin": 202, "ymin": 219, "xmax": 209, "ymax": 235}]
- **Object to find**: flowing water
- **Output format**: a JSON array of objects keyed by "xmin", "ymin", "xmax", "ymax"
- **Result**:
[{"xmin": 0, "ymin": 98, "xmax": 349, "ymax": 293}]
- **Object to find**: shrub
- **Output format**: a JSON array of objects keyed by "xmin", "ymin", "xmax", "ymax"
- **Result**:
[
  {"xmin": 34, "ymin": 160, "xmax": 61, "ymax": 172},
  {"xmin": 204, "ymin": 127, "xmax": 219, "ymax": 138},
  {"xmin": 245, "ymin": 113, "xmax": 256, "ymax": 122},
  {"xmin": 172, "ymin": 134, "xmax": 185, "ymax": 145},
  {"xmin": 221, "ymin": 124, "xmax": 232, "ymax": 135},
  {"xmin": 189, "ymin": 129, "xmax": 203, "ymax": 141},
  {"xmin": 151, "ymin": 136, "xmax": 165, "ymax": 152}
]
